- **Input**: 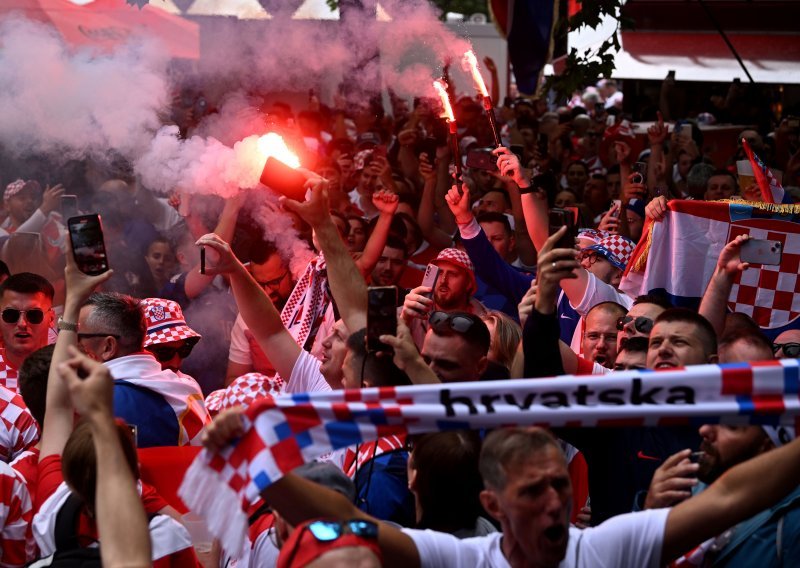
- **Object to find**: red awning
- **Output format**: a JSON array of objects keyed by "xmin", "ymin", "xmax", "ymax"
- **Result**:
[
  {"xmin": 0, "ymin": 0, "xmax": 199, "ymax": 59},
  {"xmin": 553, "ymin": 30, "xmax": 800, "ymax": 84}
]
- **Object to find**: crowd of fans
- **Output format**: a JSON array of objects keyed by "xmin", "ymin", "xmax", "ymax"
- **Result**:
[{"xmin": 0, "ymin": 70, "xmax": 798, "ymax": 568}]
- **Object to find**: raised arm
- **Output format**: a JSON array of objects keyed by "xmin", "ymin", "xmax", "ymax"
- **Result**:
[
  {"xmin": 698, "ymin": 234, "xmax": 750, "ymax": 338},
  {"xmin": 58, "ymin": 349, "xmax": 152, "ymax": 567},
  {"xmin": 416, "ymin": 154, "xmax": 454, "ymax": 250},
  {"xmin": 282, "ymin": 180, "xmax": 368, "ymax": 333},
  {"xmin": 40, "ymin": 242, "xmax": 113, "ymax": 459},
  {"xmin": 196, "ymin": 235, "xmax": 301, "ymax": 382},
  {"xmin": 185, "ymin": 192, "xmax": 243, "ymax": 299},
  {"xmin": 662, "ymin": 432, "xmax": 800, "ymax": 564},
  {"xmin": 202, "ymin": 408, "xmax": 421, "ymax": 568},
  {"xmin": 354, "ymin": 190, "xmax": 398, "ymax": 277}
]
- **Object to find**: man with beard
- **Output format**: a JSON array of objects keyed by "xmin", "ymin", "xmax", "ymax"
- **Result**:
[
  {"xmin": 369, "ymin": 237, "xmax": 409, "ymax": 289},
  {"xmin": 400, "ymin": 248, "xmax": 486, "ymax": 348},
  {"xmin": 642, "ymin": 329, "xmax": 797, "ymax": 566}
]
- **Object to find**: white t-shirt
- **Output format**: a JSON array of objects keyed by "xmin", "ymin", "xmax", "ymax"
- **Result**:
[
  {"xmin": 228, "ymin": 314, "xmax": 252, "ymax": 366},
  {"xmin": 286, "ymin": 349, "xmax": 332, "ymax": 394},
  {"xmin": 404, "ymin": 508, "xmax": 669, "ymax": 568}
]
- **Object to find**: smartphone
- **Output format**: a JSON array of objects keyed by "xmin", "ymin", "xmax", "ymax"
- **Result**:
[
  {"xmin": 680, "ymin": 123, "xmax": 692, "ymax": 138},
  {"xmin": 548, "ymin": 208, "xmax": 577, "ymax": 250},
  {"xmin": 67, "ymin": 214, "xmax": 110, "ymax": 276},
  {"xmin": 417, "ymin": 136, "xmax": 438, "ymax": 161},
  {"xmin": 373, "ymin": 145, "xmax": 387, "ymax": 160},
  {"xmin": 740, "ymin": 238, "xmax": 783, "ymax": 266},
  {"xmin": 537, "ymin": 133, "xmax": 549, "ymax": 156},
  {"xmin": 631, "ymin": 162, "xmax": 647, "ymax": 185},
  {"xmin": 421, "ymin": 263, "xmax": 440, "ymax": 299},
  {"xmin": 61, "ymin": 195, "xmax": 79, "ymax": 219},
  {"xmin": 611, "ymin": 199, "xmax": 622, "ymax": 218},
  {"xmin": 366, "ymin": 286, "xmax": 398, "ymax": 353},
  {"xmin": 465, "ymin": 148, "xmax": 497, "ymax": 172}
]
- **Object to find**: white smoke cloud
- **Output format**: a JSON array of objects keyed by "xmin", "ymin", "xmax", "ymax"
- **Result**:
[{"xmin": 0, "ymin": 16, "xmax": 168, "ymax": 160}]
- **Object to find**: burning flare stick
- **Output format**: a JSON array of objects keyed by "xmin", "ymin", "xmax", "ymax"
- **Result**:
[
  {"xmin": 433, "ymin": 79, "xmax": 462, "ymax": 185},
  {"xmin": 257, "ymin": 132, "xmax": 306, "ymax": 200},
  {"xmin": 462, "ymin": 50, "xmax": 501, "ymax": 147}
]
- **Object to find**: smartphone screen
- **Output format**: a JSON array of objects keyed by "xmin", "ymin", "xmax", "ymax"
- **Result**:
[
  {"xmin": 366, "ymin": 286, "xmax": 398, "ymax": 353},
  {"xmin": 67, "ymin": 214, "xmax": 110, "ymax": 276}
]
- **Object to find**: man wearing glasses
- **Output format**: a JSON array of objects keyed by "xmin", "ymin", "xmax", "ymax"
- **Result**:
[
  {"xmin": 0, "ymin": 272, "xmax": 55, "ymax": 392},
  {"xmin": 227, "ymin": 246, "xmax": 295, "ymax": 384},
  {"xmin": 772, "ymin": 329, "xmax": 800, "ymax": 359},
  {"xmin": 140, "ymin": 298, "xmax": 201, "ymax": 374}
]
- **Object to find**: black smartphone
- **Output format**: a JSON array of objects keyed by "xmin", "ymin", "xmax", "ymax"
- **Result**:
[
  {"xmin": 417, "ymin": 136, "xmax": 438, "ymax": 161},
  {"xmin": 631, "ymin": 162, "xmax": 647, "ymax": 185},
  {"xmin": 366, "ymin": 286, "xmax": 398, "ymax": 353},
  {"xmin": 465, "ymin": 148, "xmax": 497, "ymax": 171},
  {"xmin": 67, "ymin": 214, "xmax": 110, "ymax": 276},
  {"xmin": 548, "ymin": 208, "xmax": 577, "ymax": 250},
  {"xmin": 537, "ymin": 133, "xmax": 549, "ymax": 156},
  {"xmin": 61, "ymin": 195, "xmax": 79, "ymax": 219}
]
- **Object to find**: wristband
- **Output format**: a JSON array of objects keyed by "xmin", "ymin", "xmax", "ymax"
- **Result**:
[
  {"xmin": 57, "ymin": 317, "xmax": 79, "ymax": 332},
  {"xmin": 519, "ymin": 185, "xmax": 538, "ymax": 195}
]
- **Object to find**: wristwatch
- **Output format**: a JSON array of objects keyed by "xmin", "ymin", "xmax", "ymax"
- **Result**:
[{"xmin": 57, "ymin": 317, "xmax": 79, "ymax": 332}]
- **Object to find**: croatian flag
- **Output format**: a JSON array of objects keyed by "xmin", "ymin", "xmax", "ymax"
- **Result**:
[
  {"xmin": 743, "ymin": 138, "xmax": 793, "ymax": 205},
  {"xmin": 620, "ymin": 200, "xmax": 800, "ymax": 339}
]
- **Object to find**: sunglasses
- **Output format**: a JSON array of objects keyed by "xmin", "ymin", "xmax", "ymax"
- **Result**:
[
  {"xmin": 616, "ymin": 315, "xmax": 654, "ymax": 334},
  {"xmin": 1, "ymin": 308, "xmax": 45, "ymax": 325},
  {"xmin": 146, "ymin": 339, "xmax": 198, "ymax": 362},
  {"xmin": 285, "ymin": 519, "xmax": 378, "ymax": 567},
  {"xmin": 429, "ymin": 311, "xmax": 477, "ymax": 334},
  {"xmin": 773, "ymin": 342, "xmax": 800, "ymax": 358}
]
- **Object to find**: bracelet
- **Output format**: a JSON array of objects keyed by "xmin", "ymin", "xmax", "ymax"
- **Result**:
[
  {"xmin": 57, "ymin": 317, "xmax": 79, "ymax": 332},
  {"xmin": 519, "ymin": 185, "xmax": 537, "ymax": 195}
]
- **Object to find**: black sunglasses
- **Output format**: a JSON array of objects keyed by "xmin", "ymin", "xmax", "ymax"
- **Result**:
[
  {"xmin": 1, "ymin": 308, "xmax": 45, "ymax": 325},
  {"xmin": 429, "ymin": 311, "xmax": 477, "ymax": 334},
  {"xmin": 773, "ymin": 342, "xmax": 800, "ymax": 358},
  {"xmin": 146, "ymin": 339, "xmax": 198, "ymax": 362},
  {"xmin": 616, "ymin": 315, "xmax": 654, "ymax": 334}
]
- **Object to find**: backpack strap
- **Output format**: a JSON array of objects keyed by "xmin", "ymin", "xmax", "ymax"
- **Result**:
[{"xmin": 54, "ymin": 493, "xmax": 85, "ymax": 552}]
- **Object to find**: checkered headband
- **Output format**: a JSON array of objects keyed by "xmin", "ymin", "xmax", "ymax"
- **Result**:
[
  {"xmin": 583, "ymin": 234, "xmax": 635, "ymax": 271},
  {"xmin": 140, "ymin": 297, "xmax": 201, "ymax": 347},
  {"xmin": 4, "ymin": 179, "xmax": 40, "ymax": 202}
]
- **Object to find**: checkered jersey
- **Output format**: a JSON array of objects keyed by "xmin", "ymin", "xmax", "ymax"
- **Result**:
[
  {"xmin": 205, "ymin": 374, "xmax": 284, "ymax": 417},
  {"xmin": 728, "ymin": 224, "xmax": 800, "ymax": 328},
  {"xmin": 0, "ymin": 350, "xmax": 19, "ymax": 393},
  {"xmin": 0, "ymin": 385, "xmax": 38, "ymax": 464},
  {"xmin": 0, "ymin": 460, "xmax": 34, "ymax": 566}
]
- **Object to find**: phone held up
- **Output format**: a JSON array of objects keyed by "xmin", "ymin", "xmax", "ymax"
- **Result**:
[
  {"xmin": 420, "ymin": 263, "xmax": 440, "ymax": 299},
  {"xmin": 548, "ymin": 208, "xmax": 578, "ymax": 250},
  {"xmin": 67, "ymin": 214, "xmax": 110, "ymax": 276},
  {"xmin": 740, "ymin": 238, "xmax": 782, "ymax": 266},
  {"xmin": 366, "ymin": 286, "xmax": 398, "ymax": 354}
]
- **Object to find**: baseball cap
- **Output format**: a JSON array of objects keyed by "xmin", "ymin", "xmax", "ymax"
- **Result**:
[
  {"xmin": 431, "ymin": 248, "xmax": 477, "ymax": 293},
  {"xmin": 627, "ymin": 198, "xmax": 646, "ymax": 219},
  {"xmin": 582, "ymin": 234, "xmax": 635, "ymax": 271},
  {"xmin": 4, "ymin": 179, "xmax": 41, "ymax": 202},
  {"xmin": 294, "ymin": 461, "xmax": 357, "ymax": 502},
  {"xmin": 140, "ymin": 297, "xmax": 201, "ymax": 347}
]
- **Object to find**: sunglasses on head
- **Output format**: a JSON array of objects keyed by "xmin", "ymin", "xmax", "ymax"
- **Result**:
[
  {"xmin": 284, "ymin": 519, "xmax": 378, "ymax": 567},
  {"xmin": 616, "ymin": 315, "xmax": 654, "ymax": 334},
  {"xmin": 429, "ymin": 311, "xmax": 477, "ymax": 334},
  {"xmin": 773, "ymin": 342, "xmax": 800, "ymax": 358},
  {"xmin": 146, "ymin": 338, "xmax": 198, "ymax": 362},
  {"xmin": 1, "ymin": 308, "xmax": 45, "ymax": 325}
]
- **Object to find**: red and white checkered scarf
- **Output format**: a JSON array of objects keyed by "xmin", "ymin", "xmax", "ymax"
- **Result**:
[{"xmin": 280, "ymin": 254, "xmax": 329, "ymax": 352}]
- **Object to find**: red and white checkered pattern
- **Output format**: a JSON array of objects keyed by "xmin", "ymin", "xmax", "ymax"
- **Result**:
[
  {"xmin": 432, "ymin": 248, "xmax": 475, "ymax": 274},
  {"xmin": 140, "ymin": 298, "xmax": 201, "ymax": 347},
  {"xmin": 598, "ymin": 234, "xmax": 635, "ymax": 266},
  {"xmin": 0, "ymin": 350, "xmax": 19, "ymax": 393},
  {"xmin": 728, "ymin": 224, "xmax": 800, "ymax": 329},
  {"xmin": 0, "ymin": 460, "xmax": 34, "ymax": 565},
  {"xmin": 0, "ymin": 384, "xmax": 38, "ymax": 464},
  {"xmin": 577, "ymin": 228, "xmax": 609, "ymax": 245},
  {"xmin": 205, "ymin": 374, "xmax": 285, "ymax": 417},
  {"xmin": 3, "ymin": 179, "xmax": 39, "ymax": 202}
]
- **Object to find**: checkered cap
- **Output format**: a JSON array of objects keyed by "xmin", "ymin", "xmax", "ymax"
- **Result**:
[
  {"xmin": 4, "ymin": 179, "xmax": 40, "ymax": 202},
  {"xmin": 583, "ymin": 234, "xmax": 635, "ymax": 271},
  {"xmin": 204, "ymin": 373, "xmax": 284, "ymax": 417},
  {"xmin": 431, "ymin": 248, "xmax": 476, "ymax": 293},
  {"xmin": 577, "ymin": 228, "xmax": 609, "ymax": 245},
  {"xmin": 140, "ymin": 297, "xmax": 201, "ymax": 347}
]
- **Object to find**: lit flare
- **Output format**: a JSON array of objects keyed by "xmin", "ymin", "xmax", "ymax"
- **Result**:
[
  {"xmin": 433, "ymin": 79, "xmax": 455, "ymax": 122},
  {"xmin": 462, "ymin": 50, "xmax": 489, "ymax": 97},
  {"xmin": 257, "ymin": 132, "xmax": 300, "ymax": 169}
]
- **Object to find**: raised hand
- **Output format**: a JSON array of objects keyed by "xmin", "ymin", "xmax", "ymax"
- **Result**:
[
  {"xmin": 401, "ymin": 285, "xmax": 434, "ymax": 322},
  {"xmin": 444, "ymin": 184, "xmax": 472, "ymax": 225},
  {"xmin": 372, "ymin": 189, "xmax": 399, "ymax": 215},
  {"xmin": 644, "ymin": 449, "xmax": 699, "ymax": 509},
  {"xmin": 647, "ymin": 111, "xmax": 668, "ymax": 146}
]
